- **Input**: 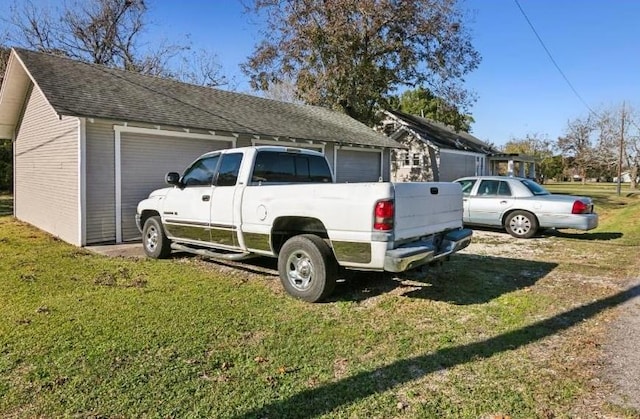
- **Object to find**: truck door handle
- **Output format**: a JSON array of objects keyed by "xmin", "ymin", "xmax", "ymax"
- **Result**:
[{"xmin": 202, "ymin": 195, "xmax": 210, "ymax": 202}]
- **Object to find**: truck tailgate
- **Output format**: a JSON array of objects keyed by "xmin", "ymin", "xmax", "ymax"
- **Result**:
[{"xmin": 392, "ymin": 182, "xmax": 464, "ymax": 241}]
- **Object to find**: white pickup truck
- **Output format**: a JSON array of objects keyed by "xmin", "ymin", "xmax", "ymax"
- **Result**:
[{"xmin": 136, "ymin": 146, "xmax": 472, "ymax": 302}]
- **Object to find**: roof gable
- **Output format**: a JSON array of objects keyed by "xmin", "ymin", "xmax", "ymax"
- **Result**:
[
  {"xmin": 1, "ymin": 48, "xmax": 398, "ymax": 148},
  {"xmin": 383, "ymin": 109, "xmax": 496, "ymax": 154}
]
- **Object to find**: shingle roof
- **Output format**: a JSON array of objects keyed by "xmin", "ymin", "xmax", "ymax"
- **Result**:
[
  {"xmin": 384, "ymin": 109, "xmax": 496, "ymax": 153},
  {"xmin": 13, "ymin": 48, "xmax": 399, "ymax": 148}
]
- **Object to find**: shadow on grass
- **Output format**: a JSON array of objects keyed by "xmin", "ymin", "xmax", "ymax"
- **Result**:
[
  {"xmin": 546, "ymin": 230, "xmax": 623, "ymax": 241},
  {"xmin": 236, "ymin": 284, "xmax": 640, "ymax": 419},
  {"xmin": 197, "ymin": 253, "xmax": 554, "ymax": 305},
  {"xmin": 467, "ymin": 225, "xmax": 623, "ymax": 241},
  {"xmin": 0, "ymin": 195, "xmax": 13, "ymax": 216},
  {"xmin": 333, "ymin": 254, "xmax": 555, "ymax": 305}
]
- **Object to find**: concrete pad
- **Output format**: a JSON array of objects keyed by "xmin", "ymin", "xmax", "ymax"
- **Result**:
[{"xmin": 85, "ymin": 242, "xmax": 145, "ymax": 258}]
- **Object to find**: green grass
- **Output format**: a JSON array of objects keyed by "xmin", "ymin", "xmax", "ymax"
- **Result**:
[
  {"xmin": 1, "ymin": 187, "xmax": 639, "ymax": 418},
  {"xmin": 0, "ymin": 194, "xmax": 12, "ymax": 216}
]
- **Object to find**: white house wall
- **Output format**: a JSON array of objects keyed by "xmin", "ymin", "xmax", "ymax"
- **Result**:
[
  {"xmin": 14, "ymin": 85, "xmax": 80, "ymax": 244},
  {"xmin": 439, "ymin": 151, "xmax": 483, "ymax": 181}
]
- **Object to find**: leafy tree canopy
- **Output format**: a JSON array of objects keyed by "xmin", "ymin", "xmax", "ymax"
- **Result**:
[
  {"xmin": 242, "ymin": 0, "xmax": 480, "ymax": 126},
  {"xmin": 390, "ymin": 86, "xmax": 475, "ymax": 132},
  {"xmin": 2, "ymin": 0, "xmax": 227, "ymax": 86}
]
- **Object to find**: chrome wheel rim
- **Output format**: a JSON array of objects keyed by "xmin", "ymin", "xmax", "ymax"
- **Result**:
[
  {"xmin": 285, "ymin": 250, "xmax": 314, "ymax": 291},
  {"xmin": 509, "ymin": 215, "xmax": 531, "ymax": 236},
  {"xmin": 145, "ymin": 225, "xmax": 159, "ymax": 252}
]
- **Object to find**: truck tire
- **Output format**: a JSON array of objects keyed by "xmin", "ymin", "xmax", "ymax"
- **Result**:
[
  {"xmin": 505, "ymin": 210, "xmax": 538, "ymax": 239},
  {"xmin": 278, "ymin": 234, "xmax": 337, "ymax": 302},
  {"xmin": 142, "ymin": 216, "xmax": 171, "ymax": 259}
]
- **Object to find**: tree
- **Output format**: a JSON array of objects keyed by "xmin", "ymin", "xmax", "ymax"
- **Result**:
[
  {"xmin": 242, "ymin": 0, "xmax": 480, "ymax": 126},
  {"xmin": 0, "ymin": 45, "xmax": 9, "ymax": 86},
  {"xmin": 391, "ymin": 87, "xmax": 474, "ymax": 132},
  {"xmin": 595, "ymin": 104, "xmax": 640, "ymax": 189},
  {"xmin": 556, "ymin": 116, "xmax": 598, "ymax": 183},
  {"xmin": 0, "ymin": 46, "xmax": 11, "ymax": 191},
  {"xmin": 0, "ymin": 139, "xmax": 11, "ymax": 192},
  {"xmin": 503, "ymin": 133, "xmax": 561, "ymax": 182},
  {"xmin": 625, "ymin": 119, "xmax": 640, "ymax": 189},
  {"xmin": 594, "ymin": 106, "xmax": 626, "ymax": 182},
  {"xmin": 3, "ymin": 0, "xmax": 227, "ymax": 85}
]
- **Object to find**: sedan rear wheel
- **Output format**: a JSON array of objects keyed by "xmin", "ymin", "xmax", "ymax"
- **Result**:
[{"xmin": 505, "ymin": 210, "xmax": 538, "ymax": 239}]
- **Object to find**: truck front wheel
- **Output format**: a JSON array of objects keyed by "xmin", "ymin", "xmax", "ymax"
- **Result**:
[
  {"xmin": 142, "ymin": 216, "xmax": 171, "ymax": 259},
  {"xmin": 278, "ymin": 234, "xmax": 337, "ymax": 302}
]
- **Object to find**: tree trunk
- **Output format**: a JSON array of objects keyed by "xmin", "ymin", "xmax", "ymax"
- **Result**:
[{"xmin": 631, "ymin": 165, "xmax": 638, "ymax": 190}]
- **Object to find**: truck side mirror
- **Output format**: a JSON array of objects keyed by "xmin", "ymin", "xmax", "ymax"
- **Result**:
[{"xmin": 165, "ymin": 172, "xmax": 181, "ymax": 186}]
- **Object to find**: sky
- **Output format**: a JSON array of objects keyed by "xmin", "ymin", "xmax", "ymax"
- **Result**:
[{"xmin": 1, "ymin": 0, "xmax": 639, "ymax": 147}]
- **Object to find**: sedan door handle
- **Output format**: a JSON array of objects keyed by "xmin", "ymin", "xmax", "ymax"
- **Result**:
[
  {"xmin": 500, "ymin": 200, "xmax": 507, "ymax": 204},
  {"xmin": 202, "ymin": 195, "xmax": 210, "ymax": 202}
]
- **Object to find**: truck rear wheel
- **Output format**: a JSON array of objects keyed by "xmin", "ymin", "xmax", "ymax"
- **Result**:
[
  {"xmin": 142, "ymin": 216, "xmax": 171, "ymax": 259},
  {"xmin": 278, "ymin": 234, "xmax": 337, "ymax": 302}
]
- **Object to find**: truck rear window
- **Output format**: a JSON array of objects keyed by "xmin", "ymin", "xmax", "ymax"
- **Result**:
[{"xmin": 251, "ymin": 151, "xmax": 332, "ymax": 184}]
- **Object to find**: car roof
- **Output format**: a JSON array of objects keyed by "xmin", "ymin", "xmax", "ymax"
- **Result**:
[{"xmin": 455, "ymin": 176, "xmax": 528, "ymax": 181}]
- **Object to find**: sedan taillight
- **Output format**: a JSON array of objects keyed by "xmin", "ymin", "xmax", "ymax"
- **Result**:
[
  {"xmin": 572, "ymin": 200, "xmax": 589, "ymax": 214},
  {"xmin": 374, "ymin": 200, "xmax": 394, "ymax": 231}
]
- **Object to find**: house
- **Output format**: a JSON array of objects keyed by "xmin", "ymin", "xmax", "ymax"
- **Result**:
[
  {"xmin": 379, "ymin": 110, "xmax": 537, "ymax": 181},
  {"xmin": 0, "ymin": 48, "xmax": 400, "ymax": 246}
]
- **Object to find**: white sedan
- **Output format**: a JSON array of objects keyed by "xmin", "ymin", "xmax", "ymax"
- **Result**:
[{"xmin": 454, "ymin": 176, "xmax": 599, "ymax": 238}]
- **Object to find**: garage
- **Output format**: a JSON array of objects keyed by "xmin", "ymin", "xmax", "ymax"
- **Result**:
[
  {"xmin": 2, "ymin": 48, "xmax": 401, "ymax": 246},
  {"xmin": 335, "ymin": 148, "xmax": 382, "ymax": 183},
  {"xmin": 119, "ymin": 131, "xmax": 231, "ymax": 241}
]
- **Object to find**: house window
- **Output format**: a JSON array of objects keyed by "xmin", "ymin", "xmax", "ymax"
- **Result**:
[
  {"xmin": 403, "ymin": 153, "xmax": 410, "ymax": 167},
  {"xmin": 412, "ymin": 153, "xmax": 420, "ymax": 166}
]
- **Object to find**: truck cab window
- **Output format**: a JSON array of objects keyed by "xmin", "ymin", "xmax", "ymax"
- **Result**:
[
  {"xmin": 216, "ymin": 153, "xmax": 243, "ymax": 186},
  {"xmin": 252, "ymin": 151, "xmax": 332, "ymax": 183},
  {"xmin": 182, "ymin": 155, "xmax": 220, "ymax": 186}
]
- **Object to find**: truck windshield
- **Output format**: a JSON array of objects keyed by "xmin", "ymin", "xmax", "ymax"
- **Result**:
[{"xmin": 252, "ymin": 151, "xmax": 333, "ymax": 184}]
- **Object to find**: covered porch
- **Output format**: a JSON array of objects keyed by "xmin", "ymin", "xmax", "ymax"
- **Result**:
[{"xmin": 488, "ymin": 153, "xmax": 537, "ymax": 179}]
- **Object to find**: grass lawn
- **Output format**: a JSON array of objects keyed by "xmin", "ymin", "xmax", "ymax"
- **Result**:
[{"xmin": 1, "ymin": 185, "xmax": 639, "ymax": 418}]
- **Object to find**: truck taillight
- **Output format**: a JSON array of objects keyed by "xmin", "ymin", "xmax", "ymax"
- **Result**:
[
  {"xmin": 572, "ymin": 200, "xmax": 588, "ymax": 214},
  {"xmin": 374, "ymin": 200, "xmax": 394, "ymax": 231}
]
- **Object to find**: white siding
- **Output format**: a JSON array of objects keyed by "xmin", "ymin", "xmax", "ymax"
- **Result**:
[
  {"xmin": 336, "ymin": 148, "xmax": 382, "ymax": 183},
  {"xmin": 85, "ymin": 120, "xmax": 116, "ymax": 243},
  {"xmin": 14, "ymin": 86, "xmax": 80, "ymax": 244},
  {"xmin": 120, "ymin": 133, "xmax": 229, "ymax": 241},
  {"xmin": 439, "ymin": 151, "xmax": 478, "ymax": 181}
]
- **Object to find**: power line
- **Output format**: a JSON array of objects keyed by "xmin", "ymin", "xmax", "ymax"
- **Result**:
[
  {"xmin": 513, "ymin": 0, "xmax": 599, "ymax": 118},
  {"xmin": 514, "ymin": 0, "xmax": 640, "ymax": 135}
]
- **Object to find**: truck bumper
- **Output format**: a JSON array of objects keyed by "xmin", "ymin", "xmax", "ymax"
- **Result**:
[{"xmin": 383, "ymin": 228, "xmax": 473, "ymax": 273}]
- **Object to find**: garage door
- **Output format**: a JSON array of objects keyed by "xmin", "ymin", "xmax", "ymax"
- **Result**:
[
  {"xmin": 120, "ymin": 133, "xmax": 229, "ymax": 241},
  {"xmin": 336, "ymin": 149, "xmax": 381, "ymax": 183}
]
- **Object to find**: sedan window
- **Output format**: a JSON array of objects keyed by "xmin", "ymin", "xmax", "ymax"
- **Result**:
[
  {"xmin": 521, "ymin": 179, "xmax": 550, "ymax": 196},
  {"xmin": 478, "ymin": 180, "xmax": 499, "ymax": 196},
  {"xmin": 497, "ymin": 181, "xmax": 512, "ymax": 196},
  {"xmin": 456, "ymin": 179, "xmax": 477, "ymax": 196}
]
